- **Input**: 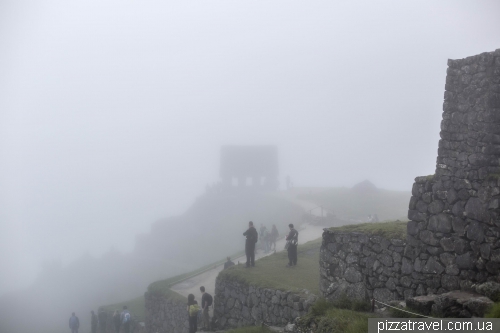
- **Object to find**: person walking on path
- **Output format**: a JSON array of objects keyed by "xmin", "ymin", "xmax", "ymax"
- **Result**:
[
  {"xmin": 243, "ymin": 221, "xmax": 258, "ymax": 267},
  {"xmin": 69, "ymin": 312, "xmax": 80, "ymax": 333},
  {"xmin": 187, "ymin": 294, "xmax": 199, "ymax": 333},
  {"xmin": 262, "ymin": 226, "xmax": 270, "ymax": 253},
  {"xmin": 120, "ymin": 306, "xmax": 131, "ymax": 333},
  {"xmin": 200, "ymin": 286, "xmax": 213, "ymax": 331},
  {"xmin": 91, "ymin": 311, "xmax": 98, "ymax": 333},
  {"xmin": 286, "ymin": 223, "xmax": 299, "ymax": 267},
  {"xmin": 98, "ymin": 309, "xmax": 107, "ymax": 333},
  {"xmin": 112, "ymin": 310, "xmax": 121, "ymax": 333},
  {"xmin": 270, "ymin": 224, "xmax": 279, "ymax": 251},
  {"xmin": 223, "ymin": 256, "xmax": 235, "ymax": 270}
]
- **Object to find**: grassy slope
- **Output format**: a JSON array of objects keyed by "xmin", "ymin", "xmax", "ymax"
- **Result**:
[
  {"xmin": 220, "ymin": 239, "xmax": 322, "ymax": 295},
  {"xmin": 328, "ymin": 220, "xmax": 408, "ymax": 240},
  {"xmin": 296, "ymin": 187, "xmax": 410, "ymax": 221}
]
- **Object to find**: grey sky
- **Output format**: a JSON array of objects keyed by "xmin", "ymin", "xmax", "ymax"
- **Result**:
[{"xmin": 1, "ymin": 0, "xmax": 499, "ymax": 295}]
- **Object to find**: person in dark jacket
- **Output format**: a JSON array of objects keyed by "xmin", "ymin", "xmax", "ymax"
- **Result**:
[
  {"xmin": 223, "ymin": 256, "xmax": 235, "ymax": 270},
  {"xmin": 91, "ymin": 311, "xmax": 98, "ymax": 333},
  {"xmin": 69, "ymin": 312, "xmax": 80, "ymax": 333},
  {"xmin": 112, "ymin": 310, "xmax": 121, "ymax": 333},
  {"xmin": 243, "ymin": 221, "xmax": 258, "ymax": 267},
  {"xmin": 187, "ymin": 294, "xmax": 199, "ymax": 333},
  {"xmin": 286, "ymin": 223, "xmax": 299, "ymax": 267}
]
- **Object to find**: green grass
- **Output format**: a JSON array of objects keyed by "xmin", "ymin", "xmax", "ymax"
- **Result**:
[
  {"xmin": 219, "ymin": 239, "xmax": 322, "ymax": 295},
  {"xmin": 328, "ymin": 220, "xmax": 408, "ymax": 240},
  {"xmin": 296, "ymin": 187, "xmax": 410, "ymax": 222},
  {"xmin": 100, "ymin": 295, "xmax": 146, "ymax": 322},
  {"xmin": 485, "ymin": 303, "xmax": 500, "ymax": 318},
  {"xmin": 299, "ymin": 299, "xmax": 373, "ymax": 333}
]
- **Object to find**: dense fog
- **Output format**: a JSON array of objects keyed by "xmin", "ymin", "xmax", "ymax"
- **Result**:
[{"xmin": 0, "ymin": 1, "xmax": 499, "ymax": 332}]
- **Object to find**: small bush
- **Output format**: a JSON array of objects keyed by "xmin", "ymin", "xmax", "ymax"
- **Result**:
[
  {"xmin": 310, "ymin": 298, "xmax": 333, "ymax": 316},
  {"xmin": 485, "ymin": 303, "xmax": 500, "ymax": 318}
]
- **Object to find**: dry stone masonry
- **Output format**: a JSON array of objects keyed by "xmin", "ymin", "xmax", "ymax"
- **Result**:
[
  {"xmin": 320, "ymin": 48, "xmax": 500, "ymax": 306},
  {"xmin": 408, "ymin": 48, "xmax": 500, "ymax": 293},
  {"xmin": 145, "ymin": 292, "xmax": 189, "ymax": 333},
  {"xmin": 213, "ymin": 275, "xmax": 317, "ymax": 329}
]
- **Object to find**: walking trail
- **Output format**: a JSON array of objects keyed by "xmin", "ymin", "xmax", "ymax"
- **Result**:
[{"xmin": 170, "ymin": 223, "xmax": 326, "ymax": 299}]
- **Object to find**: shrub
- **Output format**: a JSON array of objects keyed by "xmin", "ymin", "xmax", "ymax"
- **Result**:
[{"xmin": 485, "ymin": 303, "xmax": 500, "ymax": 318}]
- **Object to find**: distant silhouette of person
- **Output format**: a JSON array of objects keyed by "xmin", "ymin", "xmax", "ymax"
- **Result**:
[
  {"xmin": 262, "ymin": 226, "xmax": 270, "ymax": 253},
  {"xmin": 223, "ymin": 257, "xmax": 235, "ymax": 270},
  {"xmin": 120, "ymin": 306, "xmax": 131, "ymax": 333},
  {"xmin": 243, "ymin": 221, "xmax": 258, "ymax": 267},
  {"xmin": 286, "ymin": 224, "xmax": 298, "ymax": 267},
  {"xmin": 112, "ymin": 310, "xmax": 121, "ymax": 333},
  {"xmin": 200, "ymin": 286, "xmax": 213, "ymax": 331},
  {"xmin": 98, "ymin": 309, "xmax": 107, "ymax": 333},
  {"xmin": 187, "ymin": 294, "xmax": 199, "ymax": 333},
  {"xmin": 270, "ymin": 224, "xmax": 279, "ymax": 251},
  {"xmin": 91, "ymin": 311, "xmax": 98, "ymax": 333},
  {"xmin": 373, "ymin": 214, "xmax": 379, "ymax": 222},
  {"xmin": 69, "ymin": 312, "xmax": 80, "ymax": 333},
  {"xmin": 259, "ymin": 223, "xmax": 265, "ymax": 239}
]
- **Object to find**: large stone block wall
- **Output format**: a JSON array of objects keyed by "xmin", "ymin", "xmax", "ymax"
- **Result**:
[
  {"xmin": 145, "ymin": 292, "xmax": 189, "ymax": 333},
  {"xmin": 407, "ymin": 48, "xmax": 500, "ymax": 294},
  {"xmin": 213, "ymin": 275, "xmax": 317, "ymax": 329},
  {"xmin": 320, "ymin": 48, "xmax": 500, "ymax": 304},
  {"xmin": 320, "ymin": 230, "xmax": 414, "ymax": 303}
]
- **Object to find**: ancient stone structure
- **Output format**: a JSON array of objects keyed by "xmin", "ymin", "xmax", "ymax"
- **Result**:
[
  {"xmin": 213, "ymin": 275, "xmax": 317, "ymax": 329},
  {"xmin": 408, "ymin": 48, "xmax": 500, "ymax": 292},
  {"xmin": 220, "ymin": 145, "xmax": 279, "ymax": 190},
  {"xmin": 145, "ymin": 292, "xmax": 189, "ymax": 333},
  {"xmin": 320, "ymin": 230, "xmax": 410, "ymax": 302},
  {"xmin": 320, "ymin": 49, "xmax": 500, "ymax": 305}
]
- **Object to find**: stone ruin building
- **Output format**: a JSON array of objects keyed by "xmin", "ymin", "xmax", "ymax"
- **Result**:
[
  {"xmin": 319, "ymin": 49, "xmax": 500, "ymax": 308},
  {"xmin": 219, "ymin": 145, "xmax": 279, "ymax": 190},
  {"xmin": 408, "ymin": 48, "xmax": 500, "ymax": 292}
]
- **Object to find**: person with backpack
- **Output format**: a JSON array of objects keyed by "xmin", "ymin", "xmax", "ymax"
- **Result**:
[
  {"xmin": 243, "ymin": 221, "xmax": 258, "ymax": 267},
  {"xmin": 285, "ymin": 223, "xmax": 299, "ymax": 267},
  {"xmin": 91, "ymin": 311, "xmax": 98, "ymax": 333},
  {"xmin": 187, "ymin": 294, "xmax": 199, "ymax": 333},
  {"xmin": 112, "ymin": 310, "xmax": 121, "ymax": 333},
  {"xmin": 120, "ymin": 305, "xmax": 131, "ymax": 333},
  {"xmin": 69, "ymin": 312, "xmax": 80, "ymax": 333},
  {"xmin": 200, "ymin": 286, "xmax": 213, "ymax": 331}
]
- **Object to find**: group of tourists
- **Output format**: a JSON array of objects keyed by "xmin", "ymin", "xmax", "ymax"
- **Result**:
[
  {"xmin": 257, "ymin": 223, "xmax": 279, "ymax": 253},
  {"xmin": 187, "ymin": 286, "xmax": 213, "ymax": 333},
  {"xmin": 69, "ymin": 306, "xmax": 132, "ymax": 333},
  {"xmin": 244, "ymin": 221, "xmax": 298, "ymax": 268}
]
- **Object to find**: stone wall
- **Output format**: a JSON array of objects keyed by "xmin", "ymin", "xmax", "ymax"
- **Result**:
[
  {"xmin": 145, "ymin": 292, "xmax": 189, "ymax": 333},
  {"xmin": 407, "ymin": 48, "xmax": 500, "ymax": 294},
  {"xmin": 320, "ymin": 48, "xmax": 500, "ymax": 305},
  {"xmin": 213, "ymin": 275, "xmax": 317, "ymax": 329},
  {"xmin": 320, "ymin": 230, "xmax": 412, "ymax": 303}
]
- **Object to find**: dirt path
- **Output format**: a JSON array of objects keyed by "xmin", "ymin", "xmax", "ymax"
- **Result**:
[{"xmin": 170, "ymin": 223, "xmax": 325, "ymax": 299}]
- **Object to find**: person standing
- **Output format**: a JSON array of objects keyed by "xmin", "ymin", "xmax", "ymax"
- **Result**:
[
  {"xmin": 91, "ymin": 311, "xmax": 98, "ymax": 333},
  {"xmin": 120, "ymin": 306, "xmax": 131, "ymax": 333},
  {"xmin": 69, "ymin": 312, "xmax": 80, "ymax": 333},
  {"xmin": 98, "ymin": 309, "xmax": 107, "ymax": 333},
  {"xmin": 270, "ymin": 224, "xmax": 279, "ymax": 251},
  {"xmin": 200, "ymin": 286, "xmax": 213, "ymax": 331},
  {"xmin": 112, "ymin": 310, "xmax": 121, "ymax": 333},
  {"xmin": 243, "ymin": 221, "xmax": 258, "ymax": 267},
  {"xmin": 223, "ymin": 257, "xmax": 235, "ymax": 270},
  {"xmin": 187, "ymin": 294, "xmax": 199, "ymax": 333},
  {"xmin": 286, "ymin": 223, "xmax": 299, "ymax": 267}
]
